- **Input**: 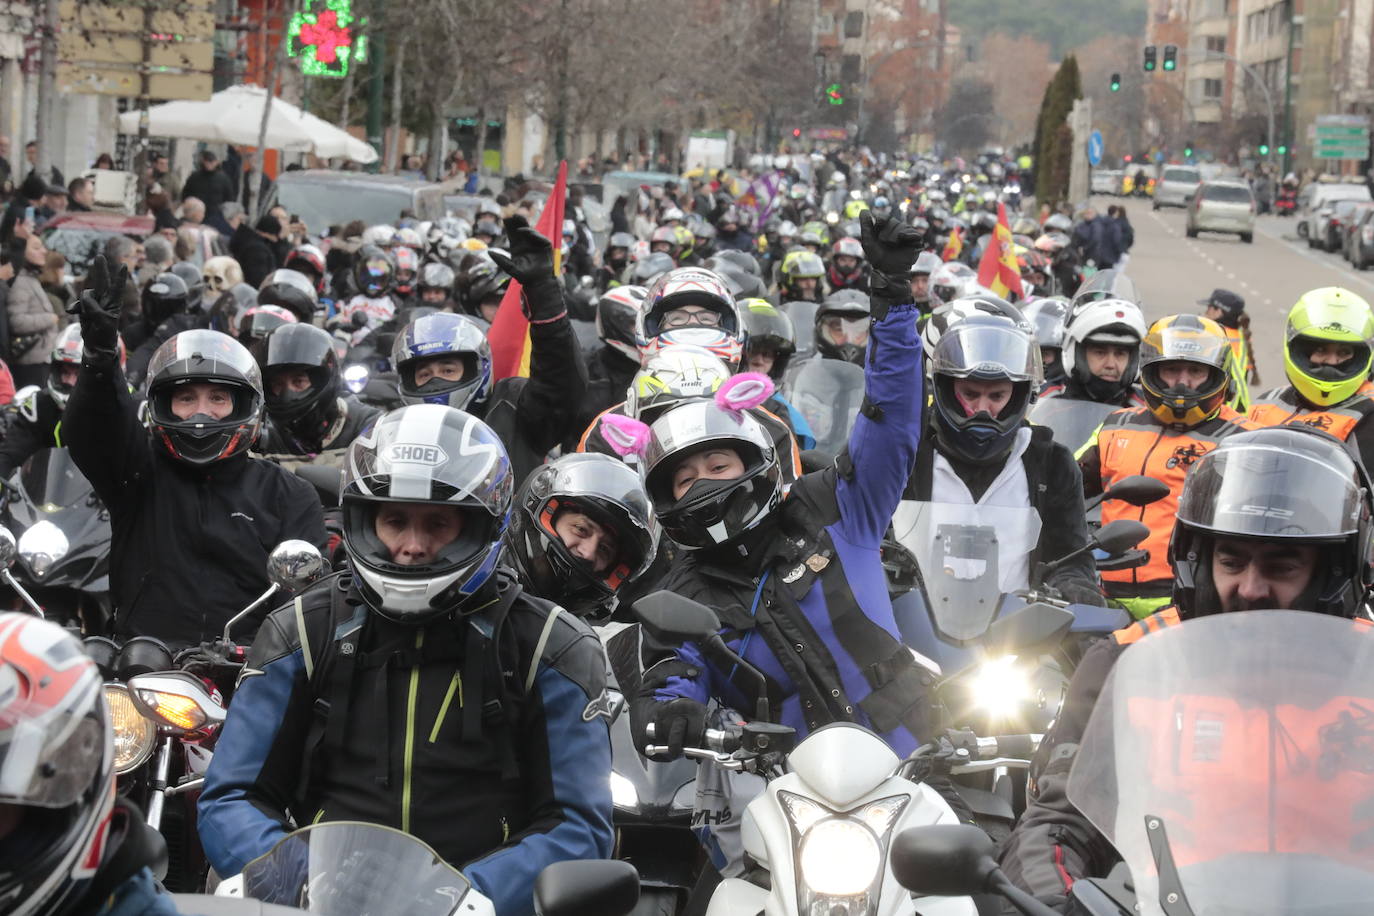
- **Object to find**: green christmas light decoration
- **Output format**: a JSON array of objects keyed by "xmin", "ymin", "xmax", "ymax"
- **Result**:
[{"xmin": 288, "ymin": 0, "xmax": 367, "ymax": 78}]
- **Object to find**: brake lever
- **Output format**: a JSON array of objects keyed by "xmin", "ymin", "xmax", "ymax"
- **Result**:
[{"xmin": 643, "ymin": 745, "xmax": 745, "ymax": 770}]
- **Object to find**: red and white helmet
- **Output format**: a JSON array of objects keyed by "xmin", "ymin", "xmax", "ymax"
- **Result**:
[
  {"xmin": 636, "ymin": 267, "xmax": 744, "ymax": 368},
  {"xmin": 0, "ymin": 613, "xmax": 115, "ymax": 915}
]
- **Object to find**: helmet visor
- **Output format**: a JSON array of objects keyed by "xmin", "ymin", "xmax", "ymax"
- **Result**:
[
  {"xmin": 0, "ymin": 667, "xmax": 103, "ymax": 809},
  {"xmin": 1141, "ymin": 322, "xmax": 1230, "ymax": 370},
  {"xmin": 933, "ymin": 321, "xmax": 1042, "ymax": 384},
  {"xmin": 1178, "ymin": 440, "xmax": 1363, "ymax": 539}
]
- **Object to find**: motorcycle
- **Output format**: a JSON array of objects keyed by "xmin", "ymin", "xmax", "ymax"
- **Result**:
[
  {"xmin": 1028, "ymin": 396, "xmax": 1119, "ymax": 458},
  {"xmin": 783, "ymin": 357, "xmax": 865, "ymax": 460},
  {"xmin": 0, "ymin": 447, "xmax": 112, "ymax": 631},
  {"xmin": 93, "ymin": 539, "xmax": 327, "ymax": 892},
  {"xmin": 892, "ymin": 610, "xmax": 1374, "ymax": 916},
  {"xmin": 1274, "ymin": 185, "xmax": 1298, "ymax": 216},
  {"xmin": 632, "ymin": 590, "xmax": 1012, "ymax": 916},
  {"xmin": 215, "ymin": 820, "xmax": 642, "ymax": 916}
]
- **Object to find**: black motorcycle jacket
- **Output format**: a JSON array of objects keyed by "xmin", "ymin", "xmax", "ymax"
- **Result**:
[
  {"xmin": 63, "ymin": 360, "xmax": 328, "ymax": 648},
  {"xmin": 0, "ymin": 386, "xmax": 62, "ymax": 479},
  {"xmin": 564, "ymin": 345, "xmax": 639, "ymax": 453},
  {"xmin": 126, "ymin": 312, "xmax": 207, "ymax": 389},
  {"xmin": 198, "ymin": 571, "xmax": 615, "ymax": 916},
  {"xmin": 257, "ymin": 394, "xmax": 382, "ymax": 457}
]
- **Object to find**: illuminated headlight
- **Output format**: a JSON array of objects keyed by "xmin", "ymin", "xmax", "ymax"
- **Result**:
[
  {"xmin": 105, "ymin": 684, "xmax": 157, "ymax": 774},
  {"xmin": 969, "ymin": 655, "xmax": 1032, "ymax": 719},
  {"xmin": 949, "ymin": 181, "xmax": 963, "ymax": 195},
  {"xmin": 19, "ymin": 520, "xmax": 69, "ymax": 579},
  {"xmin": 825, "ymin": 211, "xmax": 840, "ymax": 224},
  {"xmin": 610, "ymin": 771, "xmax": 639, "ymax": 811},
  {"xmin": 782, "ymin": 791, "xmax": 909, "ymax": 914},
  {"xmin": 343, "ymin": 364, "xmax": 369, "ymax": 394},
  {"xmin": 800, "ymin": 818, "xmax": 881, "ymax": 895}
]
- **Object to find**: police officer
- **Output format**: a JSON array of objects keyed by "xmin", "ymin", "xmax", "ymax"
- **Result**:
[
  {"xmin": 1000, "ymin": 425, "xmax": 1374, "ymax": 911},
  {"xmin": 198, "ymin": 405, "xmax": 614, "ymax": 916}
]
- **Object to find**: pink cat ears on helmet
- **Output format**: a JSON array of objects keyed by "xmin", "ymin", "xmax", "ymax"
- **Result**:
[{"xmin": 599, "ymin": 372, "xmax": 775, "ymax": 458}]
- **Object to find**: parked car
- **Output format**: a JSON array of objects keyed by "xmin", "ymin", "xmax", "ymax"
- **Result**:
[
  {"xmin": 1185, "ymin": 179, "xmax": 1255, "ymax": 243},
  {"xmin": 1090, "ymin": 169, "xmax": 1123, "ymax": 196},
  {"xmin": 1312, "ymin": 197, "xmax": 1368, "ymax": 252},
  {"xmin": 1153, "ymin": 165, "xmax": 1202, "ymax": 209},
  {"xmin": 265, "ymin": 170, "xmax": 457, "ymax": 232},
  {"xmin": 1348, "ymin": 207, "xmax": 1374, "ymax": 269},
  {"xmin": 1297, "ymin": 180, "xmax": 1372, "ymax": 242},
  {"xmin": 41, "ymin": 211, "xmax": 154, "ymax": 276},
  {"xmin": 1340, "ymin": 202, "xmax": 1374, "ymax": 263}
]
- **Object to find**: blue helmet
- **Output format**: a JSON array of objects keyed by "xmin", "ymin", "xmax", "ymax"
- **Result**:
[{"xmin": 392, "ymin": 312, "xmax": 492, "ymax": 412}]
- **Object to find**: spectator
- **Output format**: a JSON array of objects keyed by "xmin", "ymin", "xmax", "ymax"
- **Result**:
[
  {"xmin": 93, "ymin": 153, "xmax": 115, "ymax": 170},
  {"xmin": 0, "ymin": 135, "xmax": 11, "ymax": 192},
  {"xmin": 102, "ymin": 235, "xmax": 145, "ymax": 344},
  {"xmin": 1107, "ymin": 204, "xmax": 1134, "ymax": 265},
  {"xmin": 37, "ymin": 184, "xmax": 67, "ymax": 226},
  {"xmin": 7, "ymin": 233, "xmax": 61, "ymax": 387},
  {"xmin": 40, "ymin": 250, "xmax": 72, "ymax": 313},
  {"xmin": 151, "ymin": 152, "xmax": 181, "ymax": 201},
  {"xmin": 22, "ymin": 141, "xmax": 63, "ymax": 188},
  {"xmin": 0, "ymin": 174, "xmax": 45, "ymax": 245},
  {"xmin": 0, "ymin": 243, "xmax": 12, "ymax": 361},
  {"xmin": 154, "ymin": 207, "xmax": 180, "ymax": 245},
  {"xmin": 1071, "ymin": 206, "xmax": 1123, "ymax": 271},
  {"xmin": 181, "ymin": 150, "xmax": 234, "ymax": 214},
  {"xmin": 67, "ymin": 177, "xmax": 94, "ymax": 212},
  {"xmin": 239, "ymin": 150, "xmax": 270, "ymax": 217},
  {"xmin": 177, "ymin": 196, "xmax": 222, "ymax": 264},
  {"xmin": 206, "ymin": 200, "xmax": 240, "ymax": 239},
  {"xmin": 229, "ymin": 213, "xmax": 280, "ymax": 288},
  {"xmin": 141, "ymin": 235, "xmax": 175, "ymax": 283}
]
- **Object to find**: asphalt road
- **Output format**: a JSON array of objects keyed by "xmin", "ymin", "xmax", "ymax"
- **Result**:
[{"xmin": 1097, "ymin": 195, "xmax": 1374, "ymax": 393}]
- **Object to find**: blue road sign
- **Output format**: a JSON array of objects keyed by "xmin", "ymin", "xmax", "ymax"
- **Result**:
[{"xmin": 1087, "ymin": 129, "xmax": 1104, "ymax": 166}]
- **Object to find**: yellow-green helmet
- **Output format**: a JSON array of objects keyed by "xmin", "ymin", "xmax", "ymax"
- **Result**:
[{"xmin": 1283, "ymin": 287, "xmax": 1374, "ymax": 406}]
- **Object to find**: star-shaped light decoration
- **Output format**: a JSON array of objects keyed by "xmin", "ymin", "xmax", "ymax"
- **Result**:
[{"xmin": 287, "ymin": 0, "xmax": 367, "ymax": 78}]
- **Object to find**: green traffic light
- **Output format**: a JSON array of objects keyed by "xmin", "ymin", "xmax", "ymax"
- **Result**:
[
  {"xmin": 1110, "ymin": 73, "xmax": 1121, "ymax": 92},
  {"xmin": 1278, "ymin": 144, "xmax": 1287, "ymax": 154},
  {"xmin": 1184, "ymin": 147, "xmax": 1193, "ymax": 157},
  {"xmin": 1259, "ymin": 143, "xmax": 1270, "ymax": 155}
]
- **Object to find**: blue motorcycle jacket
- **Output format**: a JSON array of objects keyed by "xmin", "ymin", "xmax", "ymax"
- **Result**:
[{"xmin": 198, "ymin": 572, "xmax": 614, "ymax": 916}]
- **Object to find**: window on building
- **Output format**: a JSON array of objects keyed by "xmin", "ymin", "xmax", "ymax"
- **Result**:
[
  {"xmin": 1291, "ymin": 22, "xmax": 1303, "ymax": 47},
  {"xmin": 841, "ymin": 53, "xmax": 861, "ymax": 84},
  {"xmin": 1206, "ymin": 35, "xmax": 1225, "ymax": 53},
  {"xmin": 1203, "ymin": 78, "xmax": 1224, "ymax": 99},
  {"xmin": 843, "ymin": 11, "xmax": 865, "ymax": 39}
]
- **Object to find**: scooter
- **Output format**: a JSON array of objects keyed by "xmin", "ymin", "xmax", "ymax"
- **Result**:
[{"xmin": 630, "ymin": 591, "xmax": 1043, "ymax": 916}]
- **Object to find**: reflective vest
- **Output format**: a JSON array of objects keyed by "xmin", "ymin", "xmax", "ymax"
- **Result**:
[
  {"xmin": 1222, "ymin": 326, "xmax": 1253, "ymax": 414},
  {"xmin": 1249, "ymin": 382, "xmax": 1374, "ymax": 442},
  {"xmin": 1092, "ymin": 406, "xmax": 1260, "ymax": 595},
  {"xmin": 1113, "ymin": 604, "xmax": 1182, "ymax": 645}
]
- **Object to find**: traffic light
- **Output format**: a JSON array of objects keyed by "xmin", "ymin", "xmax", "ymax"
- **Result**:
[
  {"xmin": 1163, "ymin": 45, "xmax": 1178, "ymax": 71},
  {"xmin": 826, "ymin": 83, "xmax": 845, "ymax": 106},
  {"xmin": 792, "ymin": 128, "xmax": 802, "ymax": 138},
  {"xmin": 1110, "ymin": 72, "xmax": 1121, "ymax": 92},
  {"xmin": 1124, "ymin": 154, "xmax": 1134, "ymax": 163},
  {"xmin": 1278, "ymin": 144, "xmax": 1288, "ymax": 154},
  {"xmin": 1258, "ymin": 137, "xmax": 1270, "ymax": 156},
  {"xmin": 1143, "ymin": 45, "xmax": 1157, "ymax": 72},
  {"xmin": 1184, "ymin": 142, "xmax": 1194, "ymax": 158}
]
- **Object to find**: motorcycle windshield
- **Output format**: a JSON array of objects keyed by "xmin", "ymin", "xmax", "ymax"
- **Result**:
[
  {"xmin": 1067, "ymin": 612, "xmax": 1374, "ymax": 916},
  {"xmin": 239, "ymin": 821, "xmax": 473, "ymax": 914},
  {"xmin": 890, "ymin": 502, "xmax": 1041, "ymax": 643},
  {"xmin": 1028, "ymin": 397, "xmax": 1118, "ymax": 453},
  {"xmin": 783, "ymin": 358, "xmax": 866, "ymax": 457},
  {"xmin": 18, "ymin": 448, "xmax": 94, "ymax": 509}
]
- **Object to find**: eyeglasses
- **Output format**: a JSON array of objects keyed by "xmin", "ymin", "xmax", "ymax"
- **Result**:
[{"xmin": 661, "ymin": 308, "xmax": 722, "ymax": 329}]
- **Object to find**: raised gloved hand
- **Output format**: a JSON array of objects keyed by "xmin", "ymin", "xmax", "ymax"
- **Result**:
[
  {"xmin": 488, "ymin": 215, "xmax": 564, "ymax": 321},
  {"xmin": 859, "ymin": 209, "xmax": 923, "ymax": 317},
  {"xmin": 69, "ymin": 254, "xmax": 127, "ymax": 367}
]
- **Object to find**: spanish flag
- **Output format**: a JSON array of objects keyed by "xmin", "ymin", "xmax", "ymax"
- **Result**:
[
  {"xmin": 489, "ymin": 160, "xmax": 567, "ymax": 380},
  {"xmin": 976, "ymin": 202, "xmax": 1025, "ymax": 301},
  {"xmin": 941, "ymin": 226, "xmax": 962, "ymax": 262}
]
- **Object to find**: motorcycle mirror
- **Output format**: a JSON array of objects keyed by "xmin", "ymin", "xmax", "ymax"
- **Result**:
[
  {"xmin": 1102, "ymin": 475, "xmax": 1170, "ymax": 507},
  {"xmin": 534, "ymin": 859, "xmax": 640, "ymax": 916},
  {"xmin": 266, "ymin": 540, "xmax": 327, "ymax": 593},
  {"xmin": 0, "ymin": 526, "xmax": 16, "ymax": 569},
  {"xmin": 350, "ymin": 310, "xmax": 368, "ymax": 330},
  {"xmin": 631, "ymin": 591, "xmax": 722, "ymax": 646},
  {"xmin": 1093, "ymin": 519, "xmax": 1150, "ymax": 556},
  {"xmin": 984, "ymin": 602, "xmax": 1073, "ymax": 655},
  {"xmin": 890, "ymin": 824, "xmax": 999, "ymax": 898}
]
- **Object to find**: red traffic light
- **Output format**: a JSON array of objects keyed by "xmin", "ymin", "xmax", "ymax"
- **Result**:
[
  {"xmin": 1124, "ymin": 154, "xmax": 1133, "ymax": 162},
  {"xmin": 792, "ymin": 128, "xmax": 801, "ymax": 138}
]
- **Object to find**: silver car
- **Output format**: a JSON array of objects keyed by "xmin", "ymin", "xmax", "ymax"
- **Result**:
[
  {"xmin": 1152, "ymin": 165, "xmax": 1202, "ymax": 209},
  {"xmin": 1186, "ymin": 180, "xmax": 1255, "ymax": 243}
]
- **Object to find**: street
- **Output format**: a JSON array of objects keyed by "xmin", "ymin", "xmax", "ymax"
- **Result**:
[{"xmin": 1103, "ymin": 196, "xmax": 1374, "ymax": 393}]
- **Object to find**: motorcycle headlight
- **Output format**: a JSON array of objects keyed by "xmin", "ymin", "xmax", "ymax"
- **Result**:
[
  {"xmin": 610, "ymin": 771, "xmax": 639, "ymax": 811},
  {"xmin": 781, "ymin": 791, "xmax": 909, "ymax": 911},
  {"xmin": 19, "ymin": 520, "xmax": 69, "ymax": 579},
  {"xmin": 343, "ymin": 364, "xmax": 369, "ymax": 394},
  {"xmin": 969, "ymin": 655, "xmax": 1032, "ymax": 719},
  {"xmin": 800, "ymin": 818, "xmax": 880, "ymax": 896},
  {"xmin": 105, "ymin": 683, "xmax": 157, "ymax": 774}
]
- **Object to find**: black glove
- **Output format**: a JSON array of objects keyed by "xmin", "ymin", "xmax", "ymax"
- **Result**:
[
  {"xmin": 487, "ymin": 215, "xmax": 563, "ymax": 321},
  {"xmin": 70, "ymin": 254, "xmax": 127, "ymax": 367},
  {"xmin": 630, "ymin": 657, "xmax": 707, "ymax": 761},
  {"xmin": 859, "ymin": 209, "xmax": 923, "ymax": 317}
]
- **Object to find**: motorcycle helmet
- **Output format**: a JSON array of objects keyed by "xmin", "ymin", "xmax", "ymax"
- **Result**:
[
  {"xmin": 624, "ymin": 346, "xmax": 732, "ymax": 425},
  {"xmin": 779, "ymin": 250, "xmax": 826, "ymax": 303},
  {"xmin": 170, "ymin": 261, "xmax": 206, "ymax": 312},
  {"xmin": 922, "ymin": 292, "xmax": 1024, "ymax": 358},
  {"xmin": 240, "ymin": 304, "xmax": 298, "ymax": 341},
  {"xmin": 1020, "ymin": 297, "xmax": 1072, "ymax": 386},
  {"xmin": 1138, "ymin": 314, "xmax": 1232, "ymax": 428},
  {"xmin": 715, "ymin": 264, "xmax": 768, "ymax": 303},
  {"xmin": 605, "ymin": 231, "xmax": 636, "ymax": 272},
  {"xmin": 930, "ymin": 313, "xmax": 1042, "ymax": 464},
  {"xmin": 631, "ymin": 251, "xmax": 676, "ymax": 287},
  {"xmin": 284, "ymin": 244, "xmax": 327, "ymax": 296},
  {"xmin": 1281, "ymin": 287, "xmax": 1374, "ymax": 407},
  {"xmin": 0, "ymin": 613, "xmax": 116, "ymax": 916},
  {"xmin": 142, "ymin": 272, "xmax": 189, "ymax": 329},
  {"xmin": 641, "ymin": 399, "xmax": 783, "ymax": 550},
  {"xmin": 361, "ymin": 224, "xmax": 396, "ymax": 248},
  {"xmin": 814, "ymin": 291, "xmax": 871, "ymax": 365},
  {"xmin": 1171, "ymin": 425, "xmax": 1373, "ymax": 618},
  {"xmin": 392, "ymin": 312, "xmax": 493, "ymax": 412},
  {"xmin": 472, "ymin": 218, "xmax": 503, "ymax": 246},
  {"xmin": 417, "ymin": 262, "xmax": 457, "ymax": 305},
  {"xmin": 394, "ymin": 226, "xmax": 424, "ymax": 253},
  {"xmin": 637, "ymin": 267, "xmax": 744, "ymax": 368},
  {"xmin": 341, "ymin": 404, "xmax": 513, "ymax": 622},
  {"xmin": 257, "ymin": 268, "xmax": 319, "ymax": 324},
  {"xmin": 144, "ymin": 329, "xmax": 265, "ymax": 466},
  {"xmin": 672, "ymin": 225, "xmax": 696, "ymax": 263},
  {"xmin": 1018, "ymin": 250, "xmax": 1053, "ymax": 297},
  {"xmin": 692, "ymin": 222, "xmax": 717, "ymax": 259},
  {"xmin": 1070, "ymin": 268, "xmax": 1139, "ymax": 309},
  {"xmin": 1043, "ymin": 213, "xmax": 1073, "ymax": 234},
  {"xmin": 828, "ymin": 237, "xmax": 866, "ymax": 290},
  {"xmin": 460, "ymin": 254, "xmax": 512, "ymax": 319},
  {"xmin": 505, "ymin": 453, "xmax": 658, "ymax": 620},
  {"xmin": 595, "ymin": 285, "xmax": 648, "ymax": 364},
  {"xmin": 202, "ymin": 256, "xmax": 245, "ymax": 297},
  {"xmin": 260, "ymin": 323, "xmax": 341, "ymax": 442},
  {"xmin": 650, "ymin": 225, "xmax": 680, "ymax": 262},
  {"xmin": 209, "ymin": 283, "xmax": 258, "ymax": 337},
  {"xmin": 1061, "ymin": 298, "xmax": 1147, "ymax": 402},
  {"xmin": 47, "ymin": 325, "xmax": 121, "ymax": 409},
  {"xmin": 392, "ymin": 246, "xmax": 420, "ymax": 297},
  {"xmin": 712, "ymin": 250, "xmax": 763, "ymax": 278},
  {"xmin": 928, "ymin": 261, "xmax": 976, "ymax": 307},
  {"xmin": 354, "ymin": 244, "xmax": 395, "ymax": 298},
  {"xmin": 741, "ymin": 299, "xmax": 796, "ymax": 381}
]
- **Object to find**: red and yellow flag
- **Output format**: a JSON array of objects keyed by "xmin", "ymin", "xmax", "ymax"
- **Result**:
[
  {"xmin": 489, "ymin": 160, "xmax": 567, "ymax": 380},
  {"xmin": 941, "ymin": 225, "xmax": 963, "ymax": 262},
  {"xmin": 976, "ymin": 202, "xmax": 1025, "ymax": 301}
]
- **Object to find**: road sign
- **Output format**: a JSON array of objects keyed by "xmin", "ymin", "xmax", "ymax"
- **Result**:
[
  {"xmin": 1315, "ymin": 114, "xmax": 1371, "ymax": 160},
  {"xmin": 1087, "ymin": 129, "xmax": 1104, "ymax": 166},
  {"xmin": 57, "ymin": 0, "xmax": 213, "ymax": 101}
]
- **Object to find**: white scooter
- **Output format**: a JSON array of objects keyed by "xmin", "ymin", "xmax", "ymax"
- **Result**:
[{"xmin": 633, "ymin": 592, "xmax": 1041, "ymax": 916}]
